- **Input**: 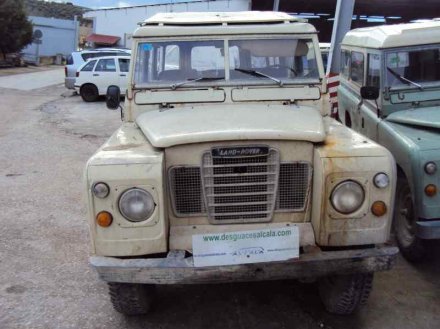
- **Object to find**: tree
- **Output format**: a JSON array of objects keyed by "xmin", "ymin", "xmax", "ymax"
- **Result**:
[{"xmin": 0, "ymin": 0, "xmax": 33, "ymax": 58}]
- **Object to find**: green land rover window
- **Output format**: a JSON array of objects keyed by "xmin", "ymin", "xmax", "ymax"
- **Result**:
[
  {"xmin": 350, "ymin": 51, "xmax": 364, "ymax": 85},
  {"xmin": 340, "ymin": 50, "xmax": 351, "ymax": 78},
  {"xmin": 367, "ymin": 54, "xmax": 381, "ymax": 88}
]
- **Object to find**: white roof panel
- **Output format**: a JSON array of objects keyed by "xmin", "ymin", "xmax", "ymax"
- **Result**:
[
  {"xmin": 143, "ymin": 11, "xmax": 305, "ymax": 25},
  {"xmin": 342, "ymin": 20, "xmax": 440, "ymax": 49}
]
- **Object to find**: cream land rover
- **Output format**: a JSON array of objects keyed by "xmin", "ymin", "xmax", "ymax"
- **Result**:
[{"xmin": 85, "ymin": 12, "xmax": 398, "ymax": 316}]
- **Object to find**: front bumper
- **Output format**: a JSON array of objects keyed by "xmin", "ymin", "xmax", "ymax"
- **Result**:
[
  {"xmin": 416, "ymin": 220, "xmax": 440, "ymax": 239},
  {"xmin": 90, "ymin": 246, "xmax": 398, "ymax": 284}
]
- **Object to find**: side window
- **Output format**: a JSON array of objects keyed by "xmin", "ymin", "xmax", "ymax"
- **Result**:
[
  {"xmin": 95, "ymin": 58, "xmax": 116, "ymax": 72},
  {"xmin": 118, "ymin": 58, "xmax": 130, "ymax": 72},
  {"xmin": 350, "ymin": 51, "xmax": 364, "ymax": 84},
  {"xmin": 367, "ymin": 53, "xmax": 381, "ymax": 88},
  {"xmin": 81, "ymin": 53, "xmax": 94, "ymax": 61},
  {"xmin": 340, "ymin": 50, "xmax": 351, "ymax": 78},
  {"xmin": 81, "ymin": 60, "xmax": 97, "ymax": 72}
]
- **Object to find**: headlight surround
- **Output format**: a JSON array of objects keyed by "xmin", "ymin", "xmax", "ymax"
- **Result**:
[
  {"xmin": 424, "ymin": 162, "xmax": 437, "ymax": 175},
  {"xmin": 118, "ymin": 188, "xmax": 155, "ymax": 222},
  {"xmin": 373, "ymin": 173, "xmax": 389, "ymax": 189},
  {"xmin": 330, "ymin": 180, "xmax": 365, "ymax": 214}
]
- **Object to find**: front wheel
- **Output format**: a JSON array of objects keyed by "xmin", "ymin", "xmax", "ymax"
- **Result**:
[
  {"xmin": 394, "ymin": 177, "xmax": 427, "ymax": 262},
  {"xmin": 108, "ymin": 282, "xmax": 156, "ymax": 315},
  {"xmin": 318, "ymin": 273, "xmax": 373, "ymax": 315},
  {"xmin": 80, "ymin": 84, "xmax": 99, "ymax": 102}
]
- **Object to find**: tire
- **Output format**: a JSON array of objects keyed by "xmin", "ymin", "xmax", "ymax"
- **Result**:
[
  {"xmin": 108, "ymin": 282, "xmax": 156, "ymax": 315},
  {"xmin": 318, "ymin": 273, "xmax": 373, "ymax": 315},
  {"xmin": 393, "ymin": 177, "xmax": 427, "ymax": 262},
  {"xmin": 80, "ymin": 84, "xmax": 99, "ymax": 102}
]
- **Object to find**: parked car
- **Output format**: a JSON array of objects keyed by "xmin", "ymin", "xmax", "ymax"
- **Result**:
[
  {"xmin": 85, "ymin": 11, "xmax": 398, "ymax": 317},
  {"xmin": 65, "ymin": 48, "xmax": 131, "ymax": 90},
  {"xmin": 338, "ymin": 20, "xmax": 440, "ymax": 261},
  {"xmin": 75, "ymin": 55, "xmax": 130, "ymax": 102}
]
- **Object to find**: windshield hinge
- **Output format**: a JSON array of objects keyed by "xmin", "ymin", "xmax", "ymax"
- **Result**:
[{"xmin": 159, "ymin": 103, "xmax": 174, "ymax": 111}]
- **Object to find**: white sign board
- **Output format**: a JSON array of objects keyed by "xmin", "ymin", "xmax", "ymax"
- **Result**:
[{"xmin": 192, "ymin": 227, "xmax": 299, "ymax": 267}]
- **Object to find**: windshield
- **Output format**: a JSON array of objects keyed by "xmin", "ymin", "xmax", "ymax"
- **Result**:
[
  {"xmin": 134, "ymin": 38, "xmax": 319, "ymax": 87},
  {"xmin": 386, "ymin": 45, "xmax": 440, "ymax": 88}
]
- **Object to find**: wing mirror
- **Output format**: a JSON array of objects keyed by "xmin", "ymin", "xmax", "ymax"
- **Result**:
[
  {"xmin": 106, "ymin": 85, "xmax": 121, "ymax": 110},
  {"xmin": 360, "ymin": 86, "xmax": 380, "ymax": 100}
]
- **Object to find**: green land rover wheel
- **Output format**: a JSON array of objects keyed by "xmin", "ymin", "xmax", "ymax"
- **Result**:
[{"xmin": 394, "ymin": 177, "xmax": 427, "ymax": 262}]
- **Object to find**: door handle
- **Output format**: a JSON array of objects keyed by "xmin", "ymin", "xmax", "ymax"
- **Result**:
[
  {"xmin": 93, "ymin": 74, "xmax": 100, "ymax": 76},
  {"xmin": 120, "ymin": 74, "xmax": 126, "ymax": 77}
]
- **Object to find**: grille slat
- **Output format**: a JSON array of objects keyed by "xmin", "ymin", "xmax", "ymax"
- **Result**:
[
  {"xmin": 168, "ymin": 146, "xmax": 312, "ymax": 221},
  {"xmin": 201, "ymin": 147, "xmax": 279, "ymax": 224}
]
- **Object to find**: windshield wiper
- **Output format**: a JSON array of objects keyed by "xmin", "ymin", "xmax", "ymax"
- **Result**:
[
  {"xmin": 234, "ymin": 68, "xmax": 283, "ymax": 86},
  {"xmin": 171, "ymin": 76, "xmax": 225, "ymax": 90},
  {"xmin": 387, "ymin": 67, "xmax": 424, "ymax": 90}
]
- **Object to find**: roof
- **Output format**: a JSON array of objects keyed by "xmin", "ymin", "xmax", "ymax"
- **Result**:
[
  {"xmin": 86, "ymin": 33, "xmax": 120, "ymax": 46},
  {"xmin": 142, "ymin": 11, "xmax": 305, "ymax": 25},
  {"xmin": 134, "ymin": 11, "xmax": 316, "ymax": 38},
  {"xmin": 342, "ymin": 20, "xmax": 440, "ymax": 49}
]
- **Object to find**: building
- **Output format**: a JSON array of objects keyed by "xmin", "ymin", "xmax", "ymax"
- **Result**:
[
  {"xmin": 22, "ymin": 15, "xmax": 79, "ymax": 64},
  {"xmin": 84, "ymin": 0, "xmax": 251, "ymax": 48}
]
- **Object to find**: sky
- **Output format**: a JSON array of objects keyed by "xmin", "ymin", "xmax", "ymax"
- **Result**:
[{"xmin": 52, "ymin": 0, "xmax": 199, "ymax": 9}]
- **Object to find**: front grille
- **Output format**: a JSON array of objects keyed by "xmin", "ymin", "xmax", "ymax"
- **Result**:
[
  {"xmin": 277, "ymin": 163, "xmax": 311, "ymax": 211},
  {"xmin": 201, "ymin": 147, "xmax": 280, "ymax": 224},
  {"xmin": 169, "ymin": 166, "xmax": 206, "ymax": 216},
  {"xmin": 168, "ymin": 147, "xmax": 312, "ymax": 222}
]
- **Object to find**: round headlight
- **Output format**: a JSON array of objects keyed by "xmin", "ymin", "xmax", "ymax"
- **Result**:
[
  {"xmin": 373, "ymin": 173, "xmax": 389, "ymax": 189},
  {"xmin": 119, "ymin": 188, "xmax": 155, "ymax": 222},
  {"xmin": 330, "ymin": 181, "xmax": 365, "ymax": 214},
  {"xmin": 92, "ymin": 182, "xmax": 110, "ymax": 198},
  {"xmin": 424, "ymin": 162, "xmax": 437, "ymax": 175}
]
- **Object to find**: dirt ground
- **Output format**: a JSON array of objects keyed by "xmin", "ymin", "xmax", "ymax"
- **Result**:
[
  {"xmin": 0, "ymin": 65, "xmax": 62, "ymax": 77},
  {"xmin": 0, "ymin": 76, "xmax": 439, "ymax": 328}
]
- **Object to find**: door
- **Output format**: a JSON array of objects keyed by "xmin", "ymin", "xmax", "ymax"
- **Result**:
[
  {"xmin": 358, "ymin": 53, "xmax": 382, "ymax": 141},
  {"xmin": 77, "ymin": 59, "xmax": 97, "ymax": 86},
  {"xmin": 117, "ymin": 58, "xmax": 130, "ymax": 94},
  {"xmin": 94, "ymin": 58, "xmax": 119, "ymax": 95}
]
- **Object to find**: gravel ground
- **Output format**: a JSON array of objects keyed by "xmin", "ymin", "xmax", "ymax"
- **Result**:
[{"xmin": 0, "ymin": 82, "xmax": 439, "ymax": 329}]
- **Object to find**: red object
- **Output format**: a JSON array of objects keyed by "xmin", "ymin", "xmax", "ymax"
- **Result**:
[{"xmin": 85, "ymin": 33, "xmax": 121, "ymax": 46}]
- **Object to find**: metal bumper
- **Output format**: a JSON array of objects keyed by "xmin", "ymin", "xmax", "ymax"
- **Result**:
[
  {"xmin": 90, "ymin": 246, "xmax": 398, "ymax": 285},
  {"xmin": 416, "ymin": 220, "xmax": 440, "ymax": 239}
]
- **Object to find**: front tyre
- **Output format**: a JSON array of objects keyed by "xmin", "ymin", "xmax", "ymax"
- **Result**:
[
  {"xmin": 394, "ymin": 177, "xmax": 427, "ymax": 262},
  {"xmin": 318, "ymin": 273, "xmax": 373, "ymax": 315},
  {"xmin": 108, "ymin": 282, "xmax": 156, "ymax": 315},
  {"xmin": 80, "ymin": 84, "xmax": 99, "ymax": 102}
]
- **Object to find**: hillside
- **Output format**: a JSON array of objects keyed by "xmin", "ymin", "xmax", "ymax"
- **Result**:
[{"xmin": 24, "ymin": 0, "xmax": 89, "ymax": 20}]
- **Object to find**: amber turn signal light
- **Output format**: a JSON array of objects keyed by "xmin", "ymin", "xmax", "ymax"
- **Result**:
[
  {"xmin": 425, "ymin": 184, "xmax": 437, "ymax": 197},
  {"xmin": 371, "ymin": 201, "xmax": 387, "ymax": 217},
  {"xmin": 96, "ymin": 211, "xmax": 113, "ymax": 227}
]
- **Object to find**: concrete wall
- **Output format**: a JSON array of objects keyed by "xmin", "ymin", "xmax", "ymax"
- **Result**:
[
  {"xmin": 84, "ymin": 0, "xmax": 251, "ymax": 48},
  {"xmin": 22, "ymin": 16, "xmax": 79, "ymax": 63}
]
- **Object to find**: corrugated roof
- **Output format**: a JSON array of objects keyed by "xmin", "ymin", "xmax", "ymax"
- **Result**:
[{"xmin": 86, "ymin": 33, "xmax": 120, "ymax": 45}]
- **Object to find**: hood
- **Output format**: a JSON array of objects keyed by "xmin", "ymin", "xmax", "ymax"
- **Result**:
[
  {"xmin": 386, "ymin": 107, "xmax": 440, "ymax": 130},
  {"xmin": 135, "ymin": 105, "xmax": 325, "ymax": 148}
]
